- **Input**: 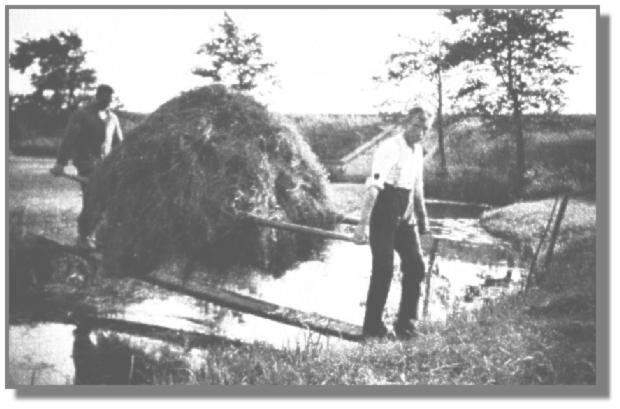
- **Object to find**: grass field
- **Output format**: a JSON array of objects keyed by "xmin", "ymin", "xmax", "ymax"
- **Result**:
[
  {"xmin": 8, "ymin": 154, "xmax": 597, "ymax": 385},
  {"xmin": 423, "ymin": 115, "xmax": 595, "ymax": 204},
  {"xmin": 8, "ymin": 156, "xmax": 82, "ymax": 245}
]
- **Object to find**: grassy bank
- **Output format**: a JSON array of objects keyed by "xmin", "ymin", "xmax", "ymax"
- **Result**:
[
  {"xmin": 74, "ymin": 292, "xmax": 595, "ymax": 385},
  {"xmin": 481, "ymin": 196, "xmax": 596, "ymax": 299}
]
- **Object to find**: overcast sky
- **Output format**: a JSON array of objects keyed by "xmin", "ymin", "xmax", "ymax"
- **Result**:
[{"xmin": 8, "ymin": 7, "xmax": 596, "ymax": 115}]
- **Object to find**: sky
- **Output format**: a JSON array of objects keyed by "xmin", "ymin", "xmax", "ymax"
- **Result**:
[{"xmin": 8, "ymin": 8, "xmax": 597, "ymax": 115}]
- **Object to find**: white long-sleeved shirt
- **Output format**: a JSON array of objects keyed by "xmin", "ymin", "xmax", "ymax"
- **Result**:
[
  {"xmin": 365, "ymin": 133, "xmax": 428, "ymax": 226},
  {"xmin": 366, "ymin": 133, "xmax": 423, "ymax": 191}
]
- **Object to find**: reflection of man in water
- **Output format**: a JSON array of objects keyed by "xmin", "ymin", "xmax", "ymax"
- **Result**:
[
  {"xmin": 50, "ymin": 84, "xmax": 123, "ymax": 249},
  {"xmin": 72, "ymin": 325, "xmax": 101, "ymax": 385},
  {"xmin": 73, "ymin": 325, "xmax": 133, "ymax": 385},
  {"xmin": 354, "ymin": 106, "xmax": 429, "ymax": 340}
]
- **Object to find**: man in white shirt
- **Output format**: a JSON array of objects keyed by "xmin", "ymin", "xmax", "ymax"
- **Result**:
[{"xmin": 354, "ymin": 106, "xmax": 429, "ymax": 340}]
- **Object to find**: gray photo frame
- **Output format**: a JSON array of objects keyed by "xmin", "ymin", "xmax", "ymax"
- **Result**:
[{"xmin": 4, "ymin": 3, "xmax": 608, "ymax": 398}]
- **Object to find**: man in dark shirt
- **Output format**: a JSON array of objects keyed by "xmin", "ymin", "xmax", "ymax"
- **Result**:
[{"xmin": 50, "ymin": 84, "xmax": 123, "ymax": 249}]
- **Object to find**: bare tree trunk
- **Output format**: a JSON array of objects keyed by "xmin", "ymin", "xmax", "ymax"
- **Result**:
[
  {"xmin": 437, "ymin": 68, "xmax": 447, "ymax": 173},
  {"xmin": 506, "ymin": 39, "xmax": 525, "ymax": 198},
  {"xmin": 513, "ymin": 100, "xmax": 526, "ymax": 198},
  {"xmin": 68, "ymin": 87, "xmax": 77, "ymax": 111}
]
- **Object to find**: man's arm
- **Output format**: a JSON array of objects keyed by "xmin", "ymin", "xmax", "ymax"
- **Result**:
[
  {"xmin": 50, "ymin": 111, "xmax": 81, "ymax": 175},
  {"xmin": 112, "ymin": 114, "xmax": 123, "ymax": 146},
  {"xmin": 353, "ymin": 185, "xmax": 379, "ymax": 244}
]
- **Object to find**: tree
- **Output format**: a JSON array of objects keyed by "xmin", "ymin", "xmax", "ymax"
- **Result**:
[
  {"xmin": 385, "ymin": 37, "xmax": 453, "ymax": 172},
  {"xmin": 193, "ymin": 13, "xmax": 275, "ymax": 92},
  {"xmin": 10, "ymin": 30, "xmax": 97, "ymax": 124},
  {"xmin": 443, "ymin": 9, "xmax": 574, "ymax": 197}
]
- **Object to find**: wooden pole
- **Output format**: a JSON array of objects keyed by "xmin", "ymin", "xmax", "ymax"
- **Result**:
[
  {"xmin": 69, "ymin": 314, "xmax": 247, "ymax": 349},
  {"xmin": 248, "ymin": 214, "xmax": 469, "ymax": 247},
  {"xmin": 422, "ymin": 239, "xmax": 440, "ymax": 319},
  {"xmin": 24, "ymin": 236, "xmax": 365, "ymax": 342},
  {"xmin": 334, "ymin": 214, "xmax": 361, "ymax": 225},
  {"xmin": 59, "ymin": 172, "xmax": 89, "ymax": 185},
  {"xmin": 543, "ymin": 195, "xmax": 570, "ymax": 271},
  {"xmin": 245, "ymin": 214, "xmax": 358, "ymax": 243},
  {"xmin": 524, "ymin": 196, "xmax": 560, "ymax": 291},
  {"xmin": 54, "ymin": 174, "xmax": 357, "ymax": 243},
  {"xmin": 339, "ymin": 125, "xmax": 397, "ymax": 164},
  {"xmin": 143, "ymin": 274, "xmax": 364, "ymax": 342}
]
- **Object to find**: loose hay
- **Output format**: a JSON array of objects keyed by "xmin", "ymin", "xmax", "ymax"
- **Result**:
[{"xmin": 88, "ymin": 85, "xmax": 337, "ymax": 277}]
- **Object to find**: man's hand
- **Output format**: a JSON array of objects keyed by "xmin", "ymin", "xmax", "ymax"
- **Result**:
[
  {"xmin": 418, "ymin": 217, "xmax": 429, "ymax": 235},
  {"xmin": 402, "ymin": 201, "xmax": 414, "ymax": 225},
  {"xmin": 50, "ymin": 163, "xmax": 65, "ymax": 177},
  {"xmin": 353, "ymin": 224, "xmax": 369, "ymax": 245}
]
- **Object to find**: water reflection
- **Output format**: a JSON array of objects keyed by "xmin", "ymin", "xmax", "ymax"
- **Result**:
[
  {"xmin": 9, "ymin": 213, "xmax": 524, "ymax": 385},
  {"xmin": 114, "ymin": 216, "xmax": 523, "ymax": 348}
]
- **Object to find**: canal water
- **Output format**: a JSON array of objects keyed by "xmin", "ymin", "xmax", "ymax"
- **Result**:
[{"xmin": 8, "ymin": 200, "xmax": 524, "ymax": 385}]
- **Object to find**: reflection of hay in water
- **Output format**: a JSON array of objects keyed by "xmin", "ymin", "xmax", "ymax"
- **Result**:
[{"xmin": 89, "ymin": 85, "xmax": 336, "ymax": 279}]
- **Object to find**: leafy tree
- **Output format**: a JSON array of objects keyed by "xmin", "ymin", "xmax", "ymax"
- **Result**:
[
  {"xmin": 10, "ymin": 30, "xmax": 97, "ymax": 124},
  {"xmin": 193, "ymin": 13, "xmax": 275, "ymax": 91},
  {"xmin": 385, "ymin": 37, "xmax": 452, "ymax": 172},
  {"xmin": 443, "ymin": 9, "xmax": 575, "ymax": 197}
]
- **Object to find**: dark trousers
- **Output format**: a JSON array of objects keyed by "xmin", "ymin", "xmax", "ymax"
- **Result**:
[{"xmin": 362, "ymin": 185, "xmax": 426, "ymax": 333}]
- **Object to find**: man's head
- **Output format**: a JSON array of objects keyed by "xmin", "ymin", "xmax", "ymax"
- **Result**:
[
  {"xmin": 402, "ymin": 106, "xmax": 428, "ymax": 147},
  {"xmin": 94, "ymin": 84, "xmax": 114, "ymax": 110}
]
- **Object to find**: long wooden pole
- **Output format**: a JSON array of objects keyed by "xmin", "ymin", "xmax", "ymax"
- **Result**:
[
  {"xmin": 51, "ymin": 172, "xmax": 362, "ymax": 243},
  {"xmin": 422, "ymin": 239, "xmax": 440, "ymax": 319},
  {"xmin": 53, "ymin": 174, "xmax": 468, "ymax": 248},
  {"xmin": 339, "ymin": 125, "xmax": 397, "ymax": 164},
  {"xmin": 334, "ymin": 214, "xmax": 361, "ymax": 225},
  {"xmin": 524, "ymin": 196, "xmax": 560, "ymax": 291},
  {"xmin": 245, "ymin": 214, "xmax": 358, "ymax": 243},
  {"xmin": 59, "ymin": 171, "xmax": 89, "ymax": 185},
  {"xmin": 143, "ymin": 274, "xmax": 364, "ymax": 342},
  {"xmin": 25, "ymin": 235, "xmax": 365, "ymax": 342},
  {"xmin": 69, "ymin": 314, "xmax": 247, "ymax": 349},
  {"xmin": 543, "ymin": 195, "xmax": 570, "ymax": 270},
  {"xmin": 56, "ymin": 175, "xmax": 454, "ymax": 252}
]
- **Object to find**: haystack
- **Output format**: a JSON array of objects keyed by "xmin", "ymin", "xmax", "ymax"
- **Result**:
[{"xmin": 88, "ymin": 85, "xmax": 336, "ymax": 277}]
